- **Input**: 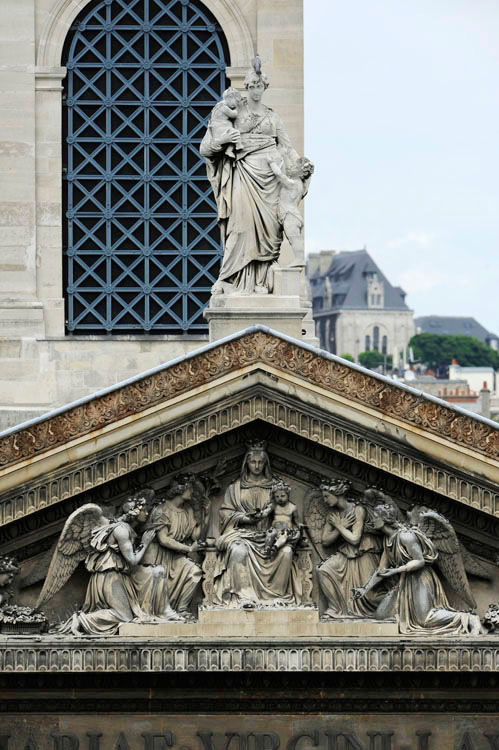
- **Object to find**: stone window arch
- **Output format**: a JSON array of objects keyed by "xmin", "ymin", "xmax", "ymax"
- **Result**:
[
  {"xmin": 61, "ymin": 0, "xmax": 229, "ymax": 334},
  {"xmin": 35, "ymin": 0, "xmax": 254, "ymax": 337},
  {"xmin": 373, "ymin": 325, "xmax": 380, "ymax": 352}
]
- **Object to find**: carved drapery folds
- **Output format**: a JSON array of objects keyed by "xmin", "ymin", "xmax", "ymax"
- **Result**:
[{"xmin": 28, "ymin": 446, "xmax": 495, "ymax": 637}]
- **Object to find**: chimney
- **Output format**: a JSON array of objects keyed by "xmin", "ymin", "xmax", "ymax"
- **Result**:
[
  {"xmin": 480, "ymin": 382, "xmax": 491, "ymax": 419},
  {"xmin": 306, "ymin": 253, "xmax": 320, "ymax": 277},
  {"xmin": 319, "ymin": 250, "xmax": 335, "ymax": 276}
]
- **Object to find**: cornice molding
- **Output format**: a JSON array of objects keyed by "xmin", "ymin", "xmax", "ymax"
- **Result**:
[
  {"xmin": 0, "ymin": 389, "xmax": 497, "ymax": 529},
  {"xmin": 1, "ymin": 637, "xmax": 499, "ymax": 672},
  {"xmin": 1, "ymin": 332, "xmax": 497, "ymax": 475}
]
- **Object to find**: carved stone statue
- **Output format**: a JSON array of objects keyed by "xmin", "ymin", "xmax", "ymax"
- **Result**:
[
  {"xmin": 142, "ymin": 475, "xmax": 204, "ymax": 621},
  {"xmin": 213, "ymin": 442, "xmax": 303, "ymax": 607},
  {"xmin": 263, "ymin": 480, "xmax": 302, "ymax": 557},
  {"xmin": 306, "ymin": 480, "xmax": 384, "ymax": 619},
  {"xmin": 200, "ymin": 59, "xmax": 312, "ymax": 295},
  {"xmin": 0, "ymin": 555, "xmax": 48, "ymax": 633},
  {"xmin": 352, "ymin": 502, "xmax": 484, "ymax": 635},
  {"xmin": 268, "ymin": 156, "xmax": 314, "ymax": 268},
  {"xmin": 0, "ymin": 555, "xmax": 19, "ymax": 607},
  {"xmin": 37, "ymin": 492, "xmax": 181, "ymax": 635}
]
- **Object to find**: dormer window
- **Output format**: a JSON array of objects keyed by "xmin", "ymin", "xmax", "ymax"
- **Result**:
[{"xmin": 367, "ymin": 274, "xmax": 384, "ymax": 308}]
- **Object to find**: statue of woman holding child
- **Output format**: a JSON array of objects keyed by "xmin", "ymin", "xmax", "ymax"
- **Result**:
[
  {"xmin": 213, "ymin": 442, "xmax": 303, "ymax": 607},
  {"xmin": 201, "ymin": 58, "xmax": 313, "ymax": 295}
]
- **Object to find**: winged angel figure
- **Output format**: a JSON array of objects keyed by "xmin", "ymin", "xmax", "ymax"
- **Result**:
[
  {"xmin": 304, "ymin": 481, "xmax": 385, "ymax": 618},
  {"xmin": 37, "ymin": 494, "xmax": 181, "ymax": 635},
  {"xmin": 351, "ymin": 502, "xmax": 486, "ymax": 635}
]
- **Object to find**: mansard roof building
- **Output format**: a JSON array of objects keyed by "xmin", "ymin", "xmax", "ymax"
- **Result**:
[
  {"xmin": 307, "ymin": 248, "xmax": 415, "ymax": 366},
  {"xmin": 415, "ymin": 315, "xmax": 499, "ymax": 349}
]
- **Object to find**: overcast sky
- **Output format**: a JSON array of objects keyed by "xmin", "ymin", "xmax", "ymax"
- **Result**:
[{"xmin": 304, "ymin": 0, "xmax": 499, "ymax": 334}]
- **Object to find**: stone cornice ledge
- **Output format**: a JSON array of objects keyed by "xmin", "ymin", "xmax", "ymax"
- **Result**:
[
  {"xmin": 0, "ymin": 327, "xmax": 497, "ymax": 472},
  {"xmin": 2, "ymin": 637, "xmax": 499, "ymax": 672}
]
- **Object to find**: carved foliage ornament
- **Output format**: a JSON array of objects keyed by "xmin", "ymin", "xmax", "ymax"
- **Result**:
[{"xmin": 0, "ymin": 332, "xmax": 497, "ymax": 469}]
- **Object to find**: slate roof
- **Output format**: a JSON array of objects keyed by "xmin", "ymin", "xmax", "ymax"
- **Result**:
[
  {"xmin": 415, "ymin": 316, "xmax": 499, "ymax": 344},
  {"xmin": 307, "ymin": 249, "xmax": 410, "ymax": 311}
]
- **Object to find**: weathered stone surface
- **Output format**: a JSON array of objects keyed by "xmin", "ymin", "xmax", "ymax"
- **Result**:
[
  {"xmin": 1, "ymin": 711, "xmax": 499, "ymax": 749},
  {"xmin": 0, "ymin": 636, "xmax": 498, "ymax": 672},
  {"xmin": 0, "ymin": 0, "xmax": 304, "ymax": 415},
  {"xmin": 1, "ymin": 330, "xmax": 497, "ymax": 475},
  {"xmin": 120, "ymin": 609, "xmax": 398, "ymax": 638}
]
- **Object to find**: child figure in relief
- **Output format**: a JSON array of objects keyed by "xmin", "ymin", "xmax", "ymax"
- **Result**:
[
  {"xmin": 268, "ymin": 156, "xmax": 315, "ymax": 268},
  {"xmin": 208, "ymin": 87, "xmax": 243, "ymax": 157},
  {"xmin": 263, "ymin": 481, "xmax": 302, "ymax": 558}
]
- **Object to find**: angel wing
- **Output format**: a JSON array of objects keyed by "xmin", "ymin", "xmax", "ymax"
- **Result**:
[
  {"xmin": 36, "ymin": 503, "xmax": 107, "ymax": 608},
  {"xmin": 415, "ymin": 507, "xmax": 477, "ymax": 609},
  {"xmin": 459, "ymin": 543, "xmax": 493, "ymax": 580},
  {"xmin": 190, "ymin": 476, "xmax": 210, "ymax": 527},
  {"xmin": 303, "ymin": 487, "xmax": 329, "ymax": 549}
]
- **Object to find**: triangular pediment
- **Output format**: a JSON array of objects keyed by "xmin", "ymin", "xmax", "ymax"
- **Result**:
[
  {"xmin": 0, "ymin": 327, "xmax": 498, "ymax": 665},
  {"xmin": 0, "ymin": 326, "xmax": 497, "ymax": 519},
  {"xmin": 0, "ymin": 326, "xmax": 497, "ymax": 589}
]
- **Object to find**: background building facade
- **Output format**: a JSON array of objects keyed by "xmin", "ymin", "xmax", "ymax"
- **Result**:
[
  {"xmin": 307, "ymin": 248, "xmax": 415, "ymax": 366},
  {"xmin": 0, "ymin": 0, "xmax": 304, "ymax": 430}
]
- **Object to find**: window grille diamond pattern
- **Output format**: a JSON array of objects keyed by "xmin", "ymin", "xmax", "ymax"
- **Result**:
[{"xmin": 63, "ymin": 0, "xmax": 227, "ymax": 333}]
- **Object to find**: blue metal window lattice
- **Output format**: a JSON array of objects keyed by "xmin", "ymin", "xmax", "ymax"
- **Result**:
[{"xmin": 63, "ymin": 0, "xmax": 228, "ymax": 333}]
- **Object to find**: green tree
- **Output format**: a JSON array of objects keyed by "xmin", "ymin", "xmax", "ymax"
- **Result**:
[
  {"xmin": 358, "ymin": 351, "xmax": 384, "ymax": 369},
  {"xmin": 410, "ymin": 333, "xmax": 499, "ymax": 369},
  {"xmin": 339, "ymin": 353, "xmax": 354, "ymax": 362}
]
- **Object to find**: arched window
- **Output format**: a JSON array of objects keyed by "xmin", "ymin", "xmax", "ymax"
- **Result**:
[
  {"xmin": 365, "ymin": 334, "xmax": 370, "ymax": 351},
  {"xmin": 62, "ymin": 0, "xmax": 229, "ymax": 334},
  {"xmin": 373, "ymin": 325, "xmax": 379, "ymax": 351},
  {"xmin": 382, "ymin": 335, "xmax": 388, "ymax": 354}
]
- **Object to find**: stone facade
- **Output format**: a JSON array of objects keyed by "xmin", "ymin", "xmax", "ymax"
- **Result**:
[
  {"xmin": 0, "ymin": 0, "xmax": 304, "ymax": 430},
  {"xmin": 0, "ymin": 326, "xmax": 498, "ymax": 738}
]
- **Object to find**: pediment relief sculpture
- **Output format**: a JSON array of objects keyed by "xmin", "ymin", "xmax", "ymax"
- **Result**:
[
  {"xmin": 307, "ymin": 480, "xmax": 387, "ymax": 619},
  {"xmin": 307, "ymin": 481, "xmax": 492, "ymax": 634},
  {"xmin": 210, "ymin": 441, "xmax": 310, "ymax": 608},
  {"xmin": 0, "ymin": 555, "xmax": 48, "ymax": 634},
  {"xmin": 351, "ymin": 501, "xmax": 484, "ymax": 635},
  {"xmin": 17, "ymin": 436, "xmax": 496, "ymax": 637},
  {"xmin": 37, "ymin": 492, "xmax": 184, "ymax": 634}
]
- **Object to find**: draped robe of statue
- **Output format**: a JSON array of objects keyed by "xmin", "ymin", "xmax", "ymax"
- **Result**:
[
  {"xmin": 317, "ymin": 504, "xmax": 384, "ymax": 618},
  {"xmin": 143, "ymin": 502, "xmax": 202, "ymax": 614},
  {"xmin": 62, "ymin": 522, "xmax": 144, "ymax": 635},
  {"xmin": 213, "ymin": 456, "xmax": 302, "ymax": 606},
  {"xmin": 201, "ymin": 100, "xmax": 298, "ymax": 293},
  {"xmin": 382, "ymin": 526, "xmax": 479, "ymax": 635}
]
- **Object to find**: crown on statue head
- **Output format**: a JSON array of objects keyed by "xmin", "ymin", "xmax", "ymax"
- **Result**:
[{"xmin": 246, "ymin": 439, "xmax": 267, "ymax": 453}]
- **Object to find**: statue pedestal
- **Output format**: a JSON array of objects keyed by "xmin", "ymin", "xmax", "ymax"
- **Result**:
[
  {"xmin": 119, "ymin": 609, "xmax": 398, "ymax": 638},
  {"xmin": 204, "ymin": 267, "xmax": 315, "ymax": 343}
]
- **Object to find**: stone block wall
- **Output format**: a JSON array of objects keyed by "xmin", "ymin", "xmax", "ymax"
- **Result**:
[{"xmin": 0, "ymin": 0, "xmax": 304, "ymax": 429}]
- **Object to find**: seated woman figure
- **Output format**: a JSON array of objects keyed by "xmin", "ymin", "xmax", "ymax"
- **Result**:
[{"xmin": 213, "ymin": 442, "xmax": 302, "ymax": 607}]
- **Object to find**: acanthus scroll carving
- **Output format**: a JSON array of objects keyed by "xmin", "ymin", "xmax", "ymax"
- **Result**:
[{"xmin": 1, "ymin": 331, "xmax": 497, "ymax": 472}]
